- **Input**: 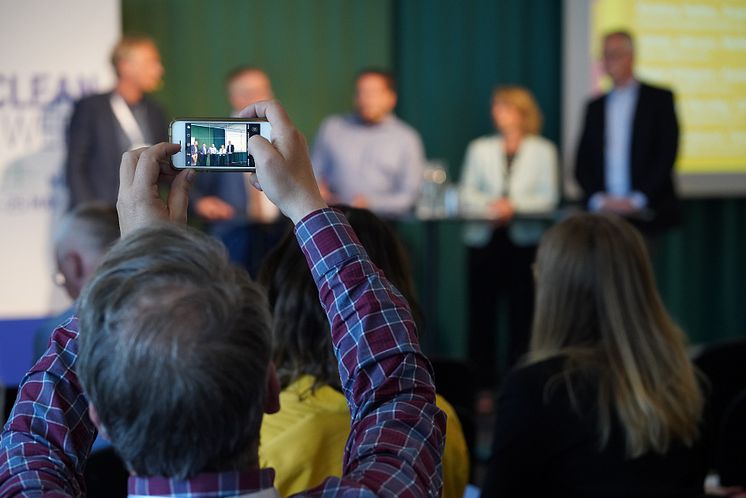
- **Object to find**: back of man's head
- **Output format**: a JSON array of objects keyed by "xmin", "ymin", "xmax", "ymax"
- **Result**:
[
  {"xmin": 54, "ymin": 203, "xmax": 120, "ymax": 299},
  {"xmin": 77, "ymin": 224, "xmax": 272, "ymax": 479}
]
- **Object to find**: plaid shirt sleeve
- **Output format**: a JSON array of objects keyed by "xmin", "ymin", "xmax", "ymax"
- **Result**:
[
  {"xmin": 0, "ymin": 317, "xmax": 96, "ymax": 497},
  {"xmin": 294, "ymin": 208, "xmax": 445, "ymax": 498}
]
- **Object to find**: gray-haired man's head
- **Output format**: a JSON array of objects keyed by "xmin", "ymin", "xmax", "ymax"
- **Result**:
[
  {"xmin": 54, "ymin": 203, "xmax": 120, "ymax": 299},
  {"xmin": 77, "ymin": 224, "xmax": 277, "ymax": 479}
]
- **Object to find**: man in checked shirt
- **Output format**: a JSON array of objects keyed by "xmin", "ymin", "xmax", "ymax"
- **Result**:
[{"xmin": 0, "ymin": 100, "xmax": 445, "ymax": 497}]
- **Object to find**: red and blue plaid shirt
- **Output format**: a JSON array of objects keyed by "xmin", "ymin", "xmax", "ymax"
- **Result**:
[{"xmin": 0, "ymin": 208, "xmax": 445, "ymax": 497}]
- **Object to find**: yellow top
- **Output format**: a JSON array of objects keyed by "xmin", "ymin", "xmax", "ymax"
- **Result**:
[{"xmin": 260, "ymin": 375, "xmax": 470, "ymax": 498}]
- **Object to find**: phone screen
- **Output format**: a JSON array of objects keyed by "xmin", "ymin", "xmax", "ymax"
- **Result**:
[{"xmin": 184, "ymin": 121, "xmax": 262, "ymax": 168}]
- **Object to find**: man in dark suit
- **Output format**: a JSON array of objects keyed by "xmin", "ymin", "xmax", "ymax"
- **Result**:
[
  {"xmin": 575, "ymin": 30, "xmax": 680, "ymax": 236},
  {"xmin": 65, "ymin": 36, "xmax": 168, "ymax": 209},
  {"xmin": 227, "ymin": 141, "xmax": 235, "ymax": 165}
]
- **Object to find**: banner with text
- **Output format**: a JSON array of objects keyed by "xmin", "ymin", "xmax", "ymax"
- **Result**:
[{"xmin": 0, "ymin": 1, "xmax": 120, "ymax": 320}]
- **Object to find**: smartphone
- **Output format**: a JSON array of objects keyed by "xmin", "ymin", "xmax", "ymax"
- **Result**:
[{"xmin": 169, "ymin": 118, "xmax": 271, "ymax": 171}]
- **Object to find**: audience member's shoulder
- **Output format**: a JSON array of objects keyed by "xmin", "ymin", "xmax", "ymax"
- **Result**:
[
  {"xmin": 503, "ymin": 357, "xmax": 602, "ymax": 416},
  {"xmin": 501, "ymin": 356, "xmax": 566, "ymax": 394}
]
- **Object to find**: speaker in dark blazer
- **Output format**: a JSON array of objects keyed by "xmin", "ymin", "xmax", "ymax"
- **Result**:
[
  {"xmin": 575, "ymin": 82, "xmax": 681, "ymax": 235},
  {"xmin": 64, "ymin": 91, "xmax": 168, "ymax": 209}
]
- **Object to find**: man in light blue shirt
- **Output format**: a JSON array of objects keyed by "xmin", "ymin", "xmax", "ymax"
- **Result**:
[{"xmin": 311, "ymin": 69, "xmax": 425, "ymax": 218}]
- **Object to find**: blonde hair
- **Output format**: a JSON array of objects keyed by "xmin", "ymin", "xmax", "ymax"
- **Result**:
[
  {"xmin": 492, "ymin": 86, "xmax": 543, "ymax": 135},
  {"xmin": 529, "ymin": 213, "xmax": 703, "ymax": 458},
  {"xmin": 110, "ymin": 36, "xmax": 156, "ymax": 75}
]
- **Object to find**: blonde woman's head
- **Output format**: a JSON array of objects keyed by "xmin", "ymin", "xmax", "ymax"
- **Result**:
[{"xmin": 491, "ymin": 86, "xmax": 543, "ymax": 136}]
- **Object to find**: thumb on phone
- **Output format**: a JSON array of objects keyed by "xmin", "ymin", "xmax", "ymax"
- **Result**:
[{"xmin": 167, "ymin": 169, "xmax": 196, "ymax": 225}]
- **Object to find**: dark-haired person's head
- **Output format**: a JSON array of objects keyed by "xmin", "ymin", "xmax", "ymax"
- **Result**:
[
  {"xmin": 530, "ymin": 213, "xmax": 703, "ymax": 457},
  {"xmin": 77, "ymin": 224, "xmax": 279, "ymax": 479},
  {"xmin": 354, "ymin": 69, "xmax": 397, "ymax": 124},
  {"xmin": 259, "ymin": 206, "xmax": 421, "ymax": 390}
]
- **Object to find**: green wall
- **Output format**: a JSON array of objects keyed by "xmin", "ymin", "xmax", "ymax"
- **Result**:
[
  {"xmin": 123, "ymin": 0, "xmax": 746, "ymax": 357},
  {"xmin": 394, "ymin": 0, "xmax": 562, "ymax": 178},
  {"xmin": 655, "ymin": 198, "xmax": 746, "ymax": 344},
  {"xmin": 122, "ymin": 0, "xmax": 392, "ymax": 139}
]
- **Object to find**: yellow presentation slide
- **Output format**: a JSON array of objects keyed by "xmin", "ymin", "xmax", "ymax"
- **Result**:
[{"xmin": 592, "ymin": 0, "xmax": 746, "ymax": 174}]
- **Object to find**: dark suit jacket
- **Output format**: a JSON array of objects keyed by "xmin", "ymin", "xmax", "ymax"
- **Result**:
[
  {"xmin": 65, "ymin": 92, "xmax": 168, "ymax": 208},
  {"xmin": 575, "ymin": 82, "xmax": 680, "ymax": 234},
  {"xmin": 481, "ymin": 357, "xmax": 707, "ymax": 498}
]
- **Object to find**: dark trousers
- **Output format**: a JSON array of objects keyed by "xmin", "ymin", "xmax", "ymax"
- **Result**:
[{"xmin": 467, "ymin": 228, "xmax": 536, "ymax": 388}]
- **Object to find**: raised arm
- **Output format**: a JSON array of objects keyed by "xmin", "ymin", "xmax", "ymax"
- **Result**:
[
  {"xmin": 0, "ymin": 318, "xmax": 96, "ymax": 497},
  {"xmin": 297, "ymin": 209, "xmax": 445, "ymax": 496},
  {"xmin": 2, "ymin": 138, "xmax": 194, "ymax": 496},
  {"xmin": 241, "ymin": 100, "xmax": 445, "ymax": 497}
]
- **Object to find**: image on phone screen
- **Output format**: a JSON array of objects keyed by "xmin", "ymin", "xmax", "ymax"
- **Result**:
[{"xmin": 185, "ymin": 122, "xmax": 262, "ymax": 168}]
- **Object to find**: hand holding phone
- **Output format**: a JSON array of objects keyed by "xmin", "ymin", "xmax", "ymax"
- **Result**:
[
  {"xmin": 170, "ymin": 118, "xmax": 271, "ymax": 171},
  {"xmin": 118, "ymin": 143, "xmax": 193, "ymax": 236},
  {"xmin": 238, "ymin": 100, "xmax": 327, "ymax": 223}
]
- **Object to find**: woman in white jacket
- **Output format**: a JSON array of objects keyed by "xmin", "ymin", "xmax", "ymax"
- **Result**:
[{"xmin": 459, "ymin": 86, "xmax": 558, "ymax": 392}]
